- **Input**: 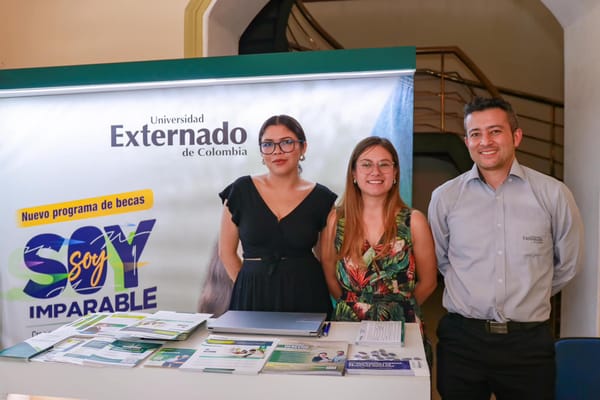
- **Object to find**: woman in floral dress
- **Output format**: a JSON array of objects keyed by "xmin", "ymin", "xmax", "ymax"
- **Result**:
[{"xmin": 321, "ymin": 136, "xmax": 437, "ymax": 362}]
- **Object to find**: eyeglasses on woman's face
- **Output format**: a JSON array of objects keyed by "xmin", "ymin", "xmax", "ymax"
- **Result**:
[
  {"xmin": 356, "ymin": 160, "xmax": 395, "ymax": 173},
  {"xmin": 259, "ymin": 138, "xmax": 304, "ymax": 155}
]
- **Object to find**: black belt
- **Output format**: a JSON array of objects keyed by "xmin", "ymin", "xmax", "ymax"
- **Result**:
[
  {"xmin": 244, "ymin": 254, "xmax": 312, "ymax": 275},
  {"xmin": 448, "ymin": 313, "xmax": 548, "ymax": 334}
]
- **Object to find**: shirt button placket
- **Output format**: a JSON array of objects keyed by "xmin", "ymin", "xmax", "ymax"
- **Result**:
[{"xmin": 494, "ymin": 193, "xmax": 507, "ymax": 315}]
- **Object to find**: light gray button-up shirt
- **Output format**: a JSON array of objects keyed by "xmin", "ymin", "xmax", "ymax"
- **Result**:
[{"xmin": 428, "ymin": 160, "xmax": 584, "ymax": 322}]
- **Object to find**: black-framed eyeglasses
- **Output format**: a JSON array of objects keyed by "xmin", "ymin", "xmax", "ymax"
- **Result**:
[{"xmin": 259, "ymin": 139, "xmax": 304, "ymax": 155}]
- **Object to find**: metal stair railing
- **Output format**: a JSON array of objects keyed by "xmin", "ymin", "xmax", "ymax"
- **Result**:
[
  {"xmin": 285, "ymin": 2, "xmax": 565, "ymax": 181},
  {"xmin": 287, "ymin": 0, "xmax": 343, "ymax": 51},
  {"xmin": 415, "ymin": 46, "xmax": 564, "ymax": 180}
]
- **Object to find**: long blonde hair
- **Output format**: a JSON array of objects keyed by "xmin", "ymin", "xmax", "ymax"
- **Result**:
[{"xmin": 336, "ymin": 137, "xmax": 407, "ymax": 265}]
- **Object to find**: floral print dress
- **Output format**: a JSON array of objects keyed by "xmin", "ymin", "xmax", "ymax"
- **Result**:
[
  {"xmin": 333, "ymin": 207, "xmax": 432, "ymax": 365},
  {"xmin": 333, "ymin": 207, "xmax": 421, "ymax": 322}
]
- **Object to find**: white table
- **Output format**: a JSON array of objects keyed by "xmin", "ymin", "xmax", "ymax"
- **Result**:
[{"xmin": 0, "ymin": 322, "xmax": 430, "ymax": 400}]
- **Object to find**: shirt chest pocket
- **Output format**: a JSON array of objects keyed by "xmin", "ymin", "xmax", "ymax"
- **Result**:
[{"xmin": 511, "ymin": 208, "xmax": 552, "ymax": 257}]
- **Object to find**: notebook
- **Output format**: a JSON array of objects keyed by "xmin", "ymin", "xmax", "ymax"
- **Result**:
[{"xmin": 207, "ymin": 310, "xmax": 327, "ymax": 337}]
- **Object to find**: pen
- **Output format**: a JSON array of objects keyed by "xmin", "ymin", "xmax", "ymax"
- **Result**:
[
  {"xmin": 323, "ymin": 322, "xmax": 331, "ymax": 337},
  {"xmin": 356, "ymin": 328, "xmax": 365, "ymax": 344}
]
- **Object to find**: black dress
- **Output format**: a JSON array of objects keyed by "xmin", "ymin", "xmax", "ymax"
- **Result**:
[{"xmin": 219, "ymin": 175, "xmax": 336, "ymax": 316}]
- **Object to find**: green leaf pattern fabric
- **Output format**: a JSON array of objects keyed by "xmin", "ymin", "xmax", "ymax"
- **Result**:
[
  {"xmin": 332, "ymin": 207, "xmax": 421, "ymax": 323},
  {"xmin": 332, "ymin": 207, "xmax": 433, "ymax": 367}
]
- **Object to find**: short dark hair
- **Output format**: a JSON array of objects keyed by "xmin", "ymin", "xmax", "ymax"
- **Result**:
[{"xmin": 464, "ymin": 97, "xmax": 519, "ymax": 133}]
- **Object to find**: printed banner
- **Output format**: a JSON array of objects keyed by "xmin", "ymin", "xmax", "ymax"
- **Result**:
[{"xmin": 0, "ymin": 52, "xmax": 414, "ymax": 347}]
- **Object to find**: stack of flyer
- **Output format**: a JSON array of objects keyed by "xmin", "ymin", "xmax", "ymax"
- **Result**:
[
  {"xmin": 31, "ymin": 336, "xmax": 163, "ymax": 368},
  {"xmin": 0, "ymin": 310, "xmax": 212, "ymax": 366},
  {"xmin": 0, "ymin": 328, "xmax": 75, "ymax": 361},
  {"xmin": 263, "ymin": 339, "xmax": 348, "ymax": 375},
  {"xmin": 65, "ymin": 311, "xmax": 151, "ymax": 336},
  {"xmin": 178, "ymin": 335, "xmax": 279, "ymax": 374},
  {"xmin": 345, "ymin": 320, "xmax": 427, "ymax": 376},
  {"xmin": 65, "ymin": 311, "xmax": 212, "ymax": 340},
  {"xmin": 118, "ymin": 311, "xmax": 212, "ymax": 340},
  {"xmin": 345, "ymin": 345, "xmax": 425, "ymax": 375},
  {"xmin": 143, "ymin": 347, "xmax": 198, "ymax": 369}
]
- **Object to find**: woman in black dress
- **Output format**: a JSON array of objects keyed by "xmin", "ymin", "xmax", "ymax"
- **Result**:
[{"xmin": 218, "ymin": 115, "xmax": 336, "ymax": 316}]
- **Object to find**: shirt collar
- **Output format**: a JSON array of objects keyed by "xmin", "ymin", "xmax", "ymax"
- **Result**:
[
  {"xmin": 508, "ymin": 159, "xmax": 526, "ymax": 180},
  {"xmin": 465, "ymin": 158, "xmax": 525, "ymax": 184}
]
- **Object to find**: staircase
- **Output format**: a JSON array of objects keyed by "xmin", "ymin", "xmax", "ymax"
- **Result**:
[
  {"xmin": 239, "ymin": 0, "xmax": 564, "ymax": 181},
  {"xmin": 414, "ymin": 46, "xmax": 564, "ymax": 180},
  {"xmin": 238, "ymin": 0, "xmax": 296, "ymax": 54}
]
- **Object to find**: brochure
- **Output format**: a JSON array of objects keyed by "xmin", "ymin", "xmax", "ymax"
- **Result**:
[
  {"xmin": 31, "ymin": 336, "xmax": 91, "ymax": 363},
  {"xmin": 179, "ymin": 335, "xmax": 279, "ymax": 374},
  {"xmin": 143, "ymin": 347, "xmax": 197, "ymax": 368},
  {"xmin": 45, "ymin": 336, "xmax": 163, "ymax": 368},
  {"xmin": 0, "ymin": 329, "xmax": 74, "ymax": 361},
  {"xmin": 66, "ymin": 312, "xmax": 151, "ymax": 336},
  {"xmin": 119, "ymin": 311, "xmax": 211, "ymax": 340},
  {"xmin": 62, "ymin": 311, "xmax": 211, "ymax": 340},
  {"xmin": 263, "ymin": 339, "xmax": 348, "ymax": 375},
  {"xmin": 345, "ymin": 344, "xmax": 427, "ymax": 376}
]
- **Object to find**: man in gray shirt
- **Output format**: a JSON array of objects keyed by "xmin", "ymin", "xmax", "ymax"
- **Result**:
[{"xmin": 428, "ymin": 96, "xmax": 584, "ymax": 400}]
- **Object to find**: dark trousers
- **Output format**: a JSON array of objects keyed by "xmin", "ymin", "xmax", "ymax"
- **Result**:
[{"xmin": 436, "ymin": 313, "xmax": 555, "ymax": 400}]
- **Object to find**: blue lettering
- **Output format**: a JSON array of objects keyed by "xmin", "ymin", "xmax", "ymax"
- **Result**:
[
  {"xmin": 23, "ymin": 233, "xmax": 68, "ymax": 299},
  {"xmin": 143, "ymin": 286, "xmax": 158, "ymax": 308},
  {"xmin": 22, "ymin": 220, "xmax": 156, "ymax": 297},
  {"xmin": 67, "ymin": 301, "xmax": 83, "ymax": 317},
  {"xmin": 83, "ymin": 298, "xmax": 98, "ymax": 315},
  {"xmin": 53, "ymin": 303, "xmax": 67, "ymax": 317},
  {"xmin": 28, "ymin": 287, "xmax": 158, "ymax": 319},
  {"xmin": 98, "ymin": 296, "xmax": 115, "ymax": 313},
  {"xmin": 105, "ymin": 219, "xmax": 156, "ymax": 289}
]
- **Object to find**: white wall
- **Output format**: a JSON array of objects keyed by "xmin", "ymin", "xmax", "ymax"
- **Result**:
[
  {"xmin": 547, "ymin": 0, "xmax": 600, "ymax": 336},
  {"xmin": 202, "ymin": 0, "xmax": 268, "ymax": 57}
]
